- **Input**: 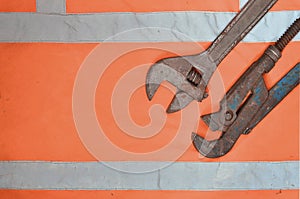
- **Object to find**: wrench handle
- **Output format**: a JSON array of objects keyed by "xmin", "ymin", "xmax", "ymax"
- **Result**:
[
  {"xmin": 207, "ymin": 0, "xmax": 278, "ymax": 65},
  {"xmin": 244, "ymin": 63, "xmax": 300, "ymax": 134}
]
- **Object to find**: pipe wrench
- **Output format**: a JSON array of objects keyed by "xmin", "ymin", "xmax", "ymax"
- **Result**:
[
  {"xmin": 146, "ymin": 0, "xmax": 278, "ymax": 113},
  {"xmin": 193, "ymin": 18, "xmax": 300, "ymax": 158}
]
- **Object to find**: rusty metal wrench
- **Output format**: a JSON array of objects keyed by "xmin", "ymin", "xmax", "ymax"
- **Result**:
[
  {"xmin": 193, "ymin": 18, "xmax": 300, "ymax": 158},
  {"xmin": 193, "ymin": 63, "xmax": 299, "ymax": 158},
  {"xmin": 146, "ymin": 0, "xmax": 278, "ymax": 113}
]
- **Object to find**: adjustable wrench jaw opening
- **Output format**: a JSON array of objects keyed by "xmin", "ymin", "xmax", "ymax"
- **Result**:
[
  {"xmin": 146, "ymin": 56, "xmax": 198, "ymax": 100},
  {"xmin": 145, "ymin": 52, "xmax": 216, "ymax": 113}
]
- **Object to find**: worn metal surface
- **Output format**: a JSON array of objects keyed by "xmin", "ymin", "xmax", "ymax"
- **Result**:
[
  {"xmin": 201, "ymin": 46, "xmax": 281, "ymax": 132},
  {"xmin": 146, "ymin": 0, "xmax": 278, "ymax": 113},
  {"xmin": 193, "ymin": 78, "xmax": 268, "ymax": 157},
  {"xmin": 244, "ymin": 63, "xmax": 300, "ymax": 135},
  {"xmin": 193, "ymin": 18, "xmax": 300, "ymax": 158}
]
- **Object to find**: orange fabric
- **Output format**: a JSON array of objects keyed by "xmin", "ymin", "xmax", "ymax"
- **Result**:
[
  {"xmin": 271, "ymin": 0, "xmax": 300, "ymax": 11},
  {"xmin": 66, "ymin": 0, "xmax": 300, "ymax": 13},
  {"xmin": 0, "ymin": 43, "xmax": 299, "ymax": 162},
  {"xmin": 0, "ymin": 0, "xmax": 35, "ymax": 12},
  {"xmin": 66, "ymin": 0, "xmax": 238, "ymax": 13},
  {"xmin": 0, "ymin": 190, "xmax": 298, "ymax": 199}
]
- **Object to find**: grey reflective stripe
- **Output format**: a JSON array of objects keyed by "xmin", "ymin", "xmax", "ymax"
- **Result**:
[
  {"xmin": 0, "ymin": 161, "xmax": 298, "ymax": 190},
  {"xmin": 36, "ymin": 0, "xmax": 66, "ymax": 14},
  {"xmin": 0, "ymin": 11, "xmax": 299, "ymax": 42},
  {"xmin": 240, "ymin": 0, "xmax": 248, "ymax": 9}
]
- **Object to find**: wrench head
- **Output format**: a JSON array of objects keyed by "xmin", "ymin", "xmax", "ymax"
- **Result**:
[
  {"xmin": 146, "ymin": 54, "xmax": 212, "ymax": 113},
  {"xmin": 192, "ymin": 132, "xmax": 238, "ymax": 158},
  {"xmin": 166, "ymin": 91, "xmax": 194, "ymax": 113},
  {"xmin": 191, "ymin": 132, "xmax": 220, "ymax": 158}
]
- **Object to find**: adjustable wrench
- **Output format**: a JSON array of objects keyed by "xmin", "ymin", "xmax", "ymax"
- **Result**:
[
  {"xmin": 193, "ymin": 18, "xmax": 300, "ymax": 158},
  {"xmin": 146, "ymin": 0, "xmax": 278, "ymax": 113}
]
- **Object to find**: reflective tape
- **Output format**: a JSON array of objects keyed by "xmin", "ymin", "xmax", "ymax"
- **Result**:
[
  {"xmin": 240, "ymin": 0, "xmax": 248, "ymax": 9},
  {"xmin": 0, "ymin": 161, "xmax": 298, "ymax": 190},
  {"xmin": 0, "ymin": 11, "xmax": 299, "ymax": 42},
  {"xmin": 36, "ymin": 0, "xmax": 66, "ymax": 14}
]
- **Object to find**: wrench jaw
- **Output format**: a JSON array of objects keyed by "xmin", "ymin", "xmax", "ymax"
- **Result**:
[
  {"xmin": 146, "ymin": 55, "xmax": 209, "ymax": 112},
  {"xmin": 146, "ymin": 52, "xmax": 215, "ymax": 113},
  {"xmin": 166, "ymin": 91, "xmax": 194, "ymax": 113},
  {"xmin": 201, "ymin": 113, "xmax": 222, "ymax": 132},
  {"xmin": 201, "ymin": 109, "xmax": 238, "ymax": 132},
  {"xmin": 145, "ymin": 61, "xmax": 172, "ymax": 101},
  {"xmin": 192, "ymin": 132, "xmax": 237, "ymax": 158},
  {"xmin": 145, "ymin": 81, "xmax": 161, "ymax": 101},
  {"xmin": 166, "ymin": 53, "xmax": 215, "ymax": 113}
]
